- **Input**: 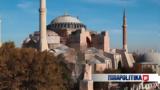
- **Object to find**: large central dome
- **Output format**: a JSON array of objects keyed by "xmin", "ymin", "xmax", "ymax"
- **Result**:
[
  {"xmin": 51, "ymin": 15, "xmax": 81, "ymax": 24},
  {"xmin": 48, "ymin": 14, "xmax": 86, "ymax": 31},
  {"xmin": 139, "ymin": 52, "xmax": 160, "ymax": 65}
]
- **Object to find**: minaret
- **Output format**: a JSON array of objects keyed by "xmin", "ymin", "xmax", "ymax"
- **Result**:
[
  {"xmin": 122, "ymin": 9, "xmax": 128, "ymax": 52},
  {"xmin": 0, "ymin": 17, "xmax": 2, "ymax": 47},
  {"xmin": 39, "ymin": 0, "xmax": 48, "ymax": 51}
]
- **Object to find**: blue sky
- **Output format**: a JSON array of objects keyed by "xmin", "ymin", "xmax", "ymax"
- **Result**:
[{"xmin": 0, "ymin": 0, "xmax": 160, "ymax": 51}]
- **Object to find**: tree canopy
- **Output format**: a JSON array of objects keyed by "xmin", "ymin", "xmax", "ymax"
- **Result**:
[{"xmin": 0, "ymin": 42, "xmax": 73, "ymax": 90}]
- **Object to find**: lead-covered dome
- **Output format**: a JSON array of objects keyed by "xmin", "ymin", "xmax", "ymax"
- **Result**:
[
  {"xmin": 51, "ymin": 15, "xmax": 81, "ymax": 24},
  {"xmin": 48, "ymin": 14, "xmax": 86, "ymax": 30},
  {"xmin": 140, "ymin": 52, "xmax": 160, "ymax": 65}
]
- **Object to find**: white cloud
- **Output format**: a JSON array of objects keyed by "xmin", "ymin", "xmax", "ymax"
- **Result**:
[
  {"xmin": 17, "ymin": 2, "xmax": 33, "ymax": 9},
  {"xmin": 17, "ymin": 1, "xmax": 38, "ymax": 14},
  {"xmin": 82, "ymin": 0, "xmax": 137, "ymax": 6}
]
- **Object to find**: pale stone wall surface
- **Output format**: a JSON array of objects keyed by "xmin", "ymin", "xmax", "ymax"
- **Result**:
[
  {"xmin": 47, "ymin": 36, "xmax": 60, "ymax": 44},
  {"xmin": 84, "ymin": 64, "xmax": 92, "ymax": 80},
  {"xmin": 103, "ymin": 32, "xmax": 110, "ymax": 52},
  {"xmin": 95, "ymin": 64, "xmax": 108, "ymax": 72},
  {"xmin": 80, "ymin": 80, "xmax": 93, "ymax": 90}
]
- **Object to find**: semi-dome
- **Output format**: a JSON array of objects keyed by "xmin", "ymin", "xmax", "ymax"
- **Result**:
[
  {"xmin": 51, "ymin": 15, "xmax": 81, "ymax": 24},
  {"xmin": 47, "ymin": 30, "xmax": 58, "ymax": 36},
  {"xmin": 48, "ymin": 14, "xmax": 86, "ymax": 30},
  {"xmin": 140, "ymin": 52, "xmax": 160, "ymax": 65}
]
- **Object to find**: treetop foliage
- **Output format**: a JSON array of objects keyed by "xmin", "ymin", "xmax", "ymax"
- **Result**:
[{"xmin": 0, "ymin": 42, "xmax": 73, "ymax": 90}]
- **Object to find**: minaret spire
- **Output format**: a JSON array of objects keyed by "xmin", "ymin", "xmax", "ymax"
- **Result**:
[
  {"xmin": 123, "ymin": 9, "xmax": 126, "ymax": 26},
  {"xmin": 39, "ymin": 0, "xmax": 48, "ymax": 51},
  {"xmin": 122, "ymin": 9, "xmax": 128, "ymax": 52}
]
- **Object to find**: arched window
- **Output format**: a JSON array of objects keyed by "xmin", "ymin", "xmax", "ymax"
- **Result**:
[
  {"xmin": 118, "ymin": 61, "xmax": 122, "ymax": 69},
  {"xmin": 57, "ymin": 24, "xmax": 60, "ymax": 28},
  {"xmin": 67, "ymin": 23, "xmax": 70, "ymax": 28},
  {"xmin": 86, "ymin": 37, "xmax": 92, "ymax": 47},
  {"xmin": 77, "ymin": 24, "xmax": 79, "ymax": 28},
  {"xmin": 80, "ymin": 24, "xmax": 82, "ymax": 28},
  {"xmin": 64, "ymin": 24, "xmax": 67, "ymax": 28},
  {"xmin": 74, "ymin": 24, "xmax": 76, "ymax": 28},
  {"xmin": 55, "ymin": 24, "xmax": 57, "ymax": 28},
  {"xmin": 62, "ymin": 23, "xmax": 64, "ymax": 28},
  {"xmin": 70, "ymin": 23, "xmax": 73, "ymax": 28},
  {"xmin": 52, "ymin": 24, "xmax": 55, "ymax": 29},
  {"xmin": 76, "ymin": 24, "xmax": 78, "ymax": 28},
  {"xmin": 60, "ymin": 23, "xmax": 63, "ymax": 28}
]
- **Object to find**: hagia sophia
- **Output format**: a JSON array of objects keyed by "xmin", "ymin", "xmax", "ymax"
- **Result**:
[
  {"xmin": 20, "ymin": 0, "xmax": 160, "ymax": 89},
  {"xmin": 23, "ymin": 0, "xmax": 135, "ymax": 67}
]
